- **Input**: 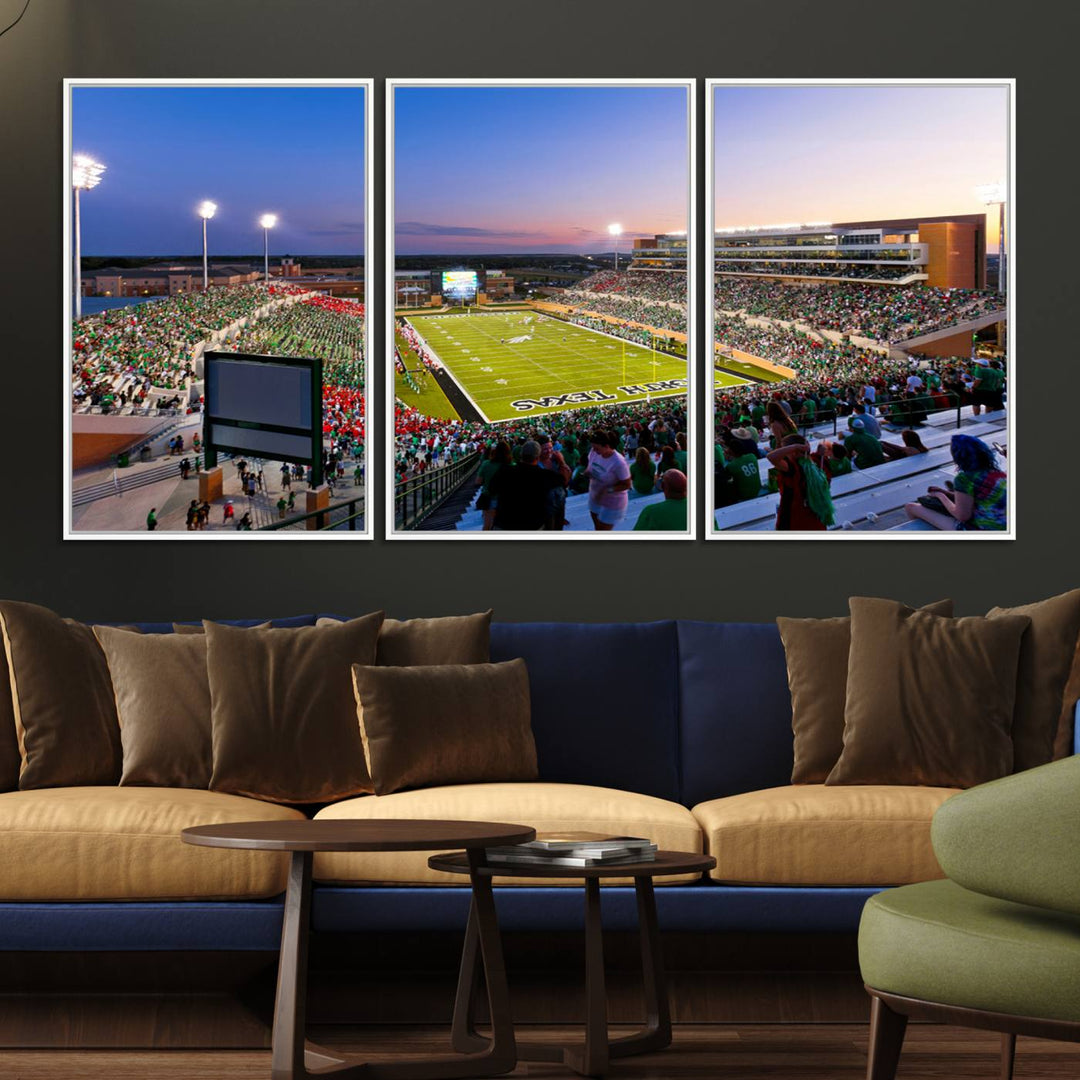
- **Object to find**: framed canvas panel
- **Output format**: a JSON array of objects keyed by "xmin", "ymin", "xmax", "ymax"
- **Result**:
[
  {"xmin": 706, "ymin": 79, "xmax": 1014, "ymax": 540},
  {"xmin": 63, "ymin": 78, "xmax": 373, "ymax": 539},
  {"xmin": 386, "ymin": 79, "xmax": 696, "ymax": 539}
]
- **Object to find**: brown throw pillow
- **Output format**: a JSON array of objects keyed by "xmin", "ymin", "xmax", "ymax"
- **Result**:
[
  {"xmin": 0, "ymin": 646, "xmax": 19, "ymax": 792},
  {"xmin": 827, "ymin": 598, "xmax": 1030, "ymax": 788},
  {"xmin": 987, "ymin": 590, "xmax": 1080, "ymax": 772},
  {"xmin": 778, "ymin": 599, "xmax": 954, "ymax": 784},
  {"xmin": 93, "ymin": 626, "xmax": 212, "ymax": 788},
  {"xmin": 0, "ymin": 601, "xmax": 121, "ymax": 789},
  {"xmin": 351, "ymin": 659, "xmax": 536, "ymax": 796},
  {"xmin": 1058, "ymin": 642, "xmax": 1080, "ymax": 760},
  {"xmin": 206, "ymin": 613, "xmax": 384, "ymax": 803},
  {"xmin": 173, "ymin": 621, "xmax": 271, "ymax": 634},
  {"xmin": 317, "ymin": 611, "xmax": 492, "ymax": 666}
]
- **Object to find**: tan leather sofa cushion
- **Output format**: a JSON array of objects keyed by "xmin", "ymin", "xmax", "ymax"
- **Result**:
[
  {"xmin": 693, "ymin": 784, "xmax": 959, "ymax": 886},
  {"xmin": 0, "ymin": 787, "xmax": 305, "ymax": 900},
  {"xmin": 313, "ymin": 782, "xmax": 702, "ymax": 886}
]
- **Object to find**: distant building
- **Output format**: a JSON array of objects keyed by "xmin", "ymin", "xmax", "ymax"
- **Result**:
[
  {"xmin": 80, "ymin": 263, "xmax": 261, "ymax": 297},
  {"xmin": 272, "ymin": 257, "xmax": 302, "ymax": 278},
  {"xmin": 393, "ymin": 268, "xmax": 516, "ymax": 307},
  {"xmin": 482, "ymin": 270, "xmax": 514, "ymax": 300},
  {"xmin": 629, "ymin": 232, "xmax": 688, "ymax": 272},
  {"xmin": 713, "ymin": 215, "xmax": 987, "ymax": 290}
]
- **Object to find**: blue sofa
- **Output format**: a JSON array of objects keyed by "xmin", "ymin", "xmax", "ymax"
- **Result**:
[{"xmin": 2, "ymin": 616, "xmax": 1073, "ymax": 954}]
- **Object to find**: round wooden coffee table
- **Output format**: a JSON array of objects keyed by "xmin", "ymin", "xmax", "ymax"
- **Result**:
[
  {"xmin": 428, "ymin": 849, "xmax": 715, "ymax": 1078},
  {"xmin": 183, "ymin": 819, "xmax": 535, "ymax": 1080}
]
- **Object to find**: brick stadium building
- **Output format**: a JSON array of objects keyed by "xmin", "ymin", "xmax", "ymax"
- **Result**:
[{"xmin": 713, "ymin": 214, "xmax": 987, "ymax": 290}]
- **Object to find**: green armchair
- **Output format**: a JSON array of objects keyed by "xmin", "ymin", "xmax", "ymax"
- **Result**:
[{"xmin": 859, "ymin": 755, "xmax": 1080, "ymax": 1080}]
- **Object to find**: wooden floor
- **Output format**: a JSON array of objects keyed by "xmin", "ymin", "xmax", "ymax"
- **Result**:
[{"xmin": 2, "ymin": 1024, "xmax": 1080, "ymax": 1079}]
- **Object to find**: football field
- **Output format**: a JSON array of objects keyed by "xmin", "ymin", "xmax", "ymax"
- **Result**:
[{"xmin": 405, "ymin": 311, "xmax": 715, "ymax": 423}]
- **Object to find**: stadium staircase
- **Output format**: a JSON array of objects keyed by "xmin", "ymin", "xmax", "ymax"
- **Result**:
[
  {"xmin": 453, "ymin": 485, "xmax": 668, "ymax": 532},
  {"xmin": 71, "ymin": 460, "xmax": 183, "ymax": 508},
  {"xmin": 713, "ymin": 405, "xmax": 1008, "ymax": 533}
]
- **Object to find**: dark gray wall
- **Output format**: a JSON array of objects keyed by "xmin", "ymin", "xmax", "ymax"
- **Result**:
[{"xmin": 0, "ymin": 0, "xmax": 1073, "ymax": 623}]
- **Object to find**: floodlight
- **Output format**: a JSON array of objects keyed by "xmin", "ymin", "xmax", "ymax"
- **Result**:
[
  {"xmin": 72, "ymin": 154, "xmax": 106, "ymax": 190},
  {"xmin": 607, "ymin": 223, "xmax": 623, "ymax": 236},
  {"xmin": 72, "ymin": 156, "xmax": 105, "ymax": 320},
  {"xmin": 259, "ymin": 213, "xmax": 278, "ymax": 230},
  {"xmin": 974, "ymin": 182, "xmax": 1006, "ymax": 205},
  {"xmin": 198, "ymin": 200, "xmax": 218, "ymax": 220}
]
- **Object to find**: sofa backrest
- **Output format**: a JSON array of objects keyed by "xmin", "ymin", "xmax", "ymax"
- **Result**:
[
  {"xmin": 490, "ymin": 620, "xmax": 681, "ymax": 802},
  {"xmin": 122, "ymin": 615, "xmax": 317, "ymax": 634},
  {"xmin": 676, "ymin": 621, "xmax": 795, "ymax": 807},
  {"xmin": 114, "ymin": 614, "xmax": 798, "ymax": 808}
]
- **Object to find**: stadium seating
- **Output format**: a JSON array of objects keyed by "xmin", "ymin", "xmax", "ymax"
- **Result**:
[
  {"xmin": 714, "ymin": 406, "xmax": 1008, "ymax": 532},
  {"xmin": 451, "ymin": 482, "xmax": 668, "ymax": 533}
]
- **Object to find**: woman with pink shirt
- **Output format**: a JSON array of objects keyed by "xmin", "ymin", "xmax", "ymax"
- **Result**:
[{"xmin": 585, "ymin": 430, "xmax": 631, "ymax": 531}]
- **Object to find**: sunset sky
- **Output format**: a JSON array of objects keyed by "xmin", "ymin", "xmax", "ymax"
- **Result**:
[
  {"xmin": 714, "ymin": 84, "xmax": 1010, "ymax": 247},
  {"xmin": 72, "ymin": 85, "xmax": 365, "ymax": 256},
  {"xmin": 394, "ymin": 85, "xmax": 689, "ymax": 255}
]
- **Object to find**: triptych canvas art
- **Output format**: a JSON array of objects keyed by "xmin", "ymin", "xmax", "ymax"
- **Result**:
[{"xmin": 64, "ymin": 79, "xmax": 1012, "ymax": 541}]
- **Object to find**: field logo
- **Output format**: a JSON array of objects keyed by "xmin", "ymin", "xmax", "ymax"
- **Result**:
[
  {"xmin": 510, "ymin": 389, "xmax": 617, "ymax": 412},
  {"xmin": 617, "ymin": 378, "xmax": 686, "ymax": 396},
  {"xmin": 509, "ymin": 378, "xmax": 686, "ymax": 412}
]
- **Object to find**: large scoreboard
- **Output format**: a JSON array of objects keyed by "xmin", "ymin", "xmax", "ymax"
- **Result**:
[{"xmin": 436, "ymin": 269, "xmax": 481, "ymax": 301}]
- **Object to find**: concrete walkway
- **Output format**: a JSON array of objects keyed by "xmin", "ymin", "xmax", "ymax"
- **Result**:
[{"xmin": 71, "ymin": 455, "xmax": 365, "ymax": 534}]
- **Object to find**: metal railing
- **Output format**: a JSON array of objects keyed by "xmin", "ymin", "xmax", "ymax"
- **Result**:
[
  {"xmin": 795, "ymin": 391, "xmax": 964, "ymax": 439},
  {"xmin": 258, "ymin": 489, "xmax": 366, "ymax": 532},
  {"xmin": 394, "ymin": 452, "xmax": 482, "ymax": 531},
  {"xmin": 75, "ymin": 404, "xmax": 185, "ymax": 418}
]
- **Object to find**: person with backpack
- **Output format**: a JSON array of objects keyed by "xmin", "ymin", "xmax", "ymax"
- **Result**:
[{"xmin": 767, "ymin": 435, "xmax": 835, "ymax": 531}]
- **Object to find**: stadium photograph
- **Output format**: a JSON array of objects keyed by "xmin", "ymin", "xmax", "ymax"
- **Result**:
[
  {"xmin": 708, "ymin": 81, "xmax": 1012, "ymax": 539},
  {"xmin": 388, "ymin": 80, "xmax": 695, "ymax": 538},
  {"xmin": 65, "ymin": 80, "xmax": 371, "ymax": 539}
]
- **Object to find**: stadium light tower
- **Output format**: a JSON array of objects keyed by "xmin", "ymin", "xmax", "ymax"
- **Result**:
[
  {"xmin": 608, "ymin": 223, "xmax": 623, "ymax": 272},
  {"xmin": 72, "ymin": 155, "xmax": 106, "ymax": 321},
  {"xmin": 197, "ymin": 200, "xmax": 217, "ymax": 290},
  {"xmin": 259, "ymin": 214, "xmax": 278, "ymax": 284},
  {"xmin": 974, "ymin": 182, "xmax": 1006, "ymax": 295}
]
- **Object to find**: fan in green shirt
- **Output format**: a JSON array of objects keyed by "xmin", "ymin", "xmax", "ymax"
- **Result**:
[
  {"xmin": 843, "ymin": 426, "xmax": 886, "ymax": 468},
  {"xmin": 725, "ymin": 452, "xmax": 763, "ymax": 501},
  {"xmin": 633, "ymin": 469, "xmax": 688, "ymax": 531},
  {"xmin": 630, "ymin": 449, "xmax": 657, "ymax": 496}
]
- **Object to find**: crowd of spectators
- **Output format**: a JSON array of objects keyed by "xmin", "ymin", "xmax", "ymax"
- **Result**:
[
  {"xmin": 714, "ymin": 277, "xmax": 1004, "ymax": 345},
  {"xmin": 554, "ymin": 294, "xmax": 686, "ymax": 334},
  {"xmin": 71, "ymin": 282, "xmax": 303, "ymax": 411},
  {"xmin": 574, "ymin": 269, "xmax": 687, "ymax": 305},
  {"xmin": 714, "ymin": 355, "xmax": 1007, "ymax": 531},
  {"xmin": 395, "ymin": 395, "xmax": 690, "ymax": 532},
  {"xmin": 231, "ymin": 294, "xmax": 367, "ymax": 464}
]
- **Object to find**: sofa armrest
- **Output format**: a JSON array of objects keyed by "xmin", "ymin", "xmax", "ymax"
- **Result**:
[{"xmin": 931, "ymin": 756, "xmax": 1080, "ymax": 917}]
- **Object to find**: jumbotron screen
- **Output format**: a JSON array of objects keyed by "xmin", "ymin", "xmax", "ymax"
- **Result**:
[{"xmin": 442, "ymin": 270, "xmax": 479, "ymax": 297}]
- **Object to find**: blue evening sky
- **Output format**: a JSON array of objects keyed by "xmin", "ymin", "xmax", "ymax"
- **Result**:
[
  {"xmin": 394, "ymin": 85, "xmax": 689, "ymax": 254},
  {"xmin": 72, "ymin": 85, "xmax": 365, "ymax": 256}
]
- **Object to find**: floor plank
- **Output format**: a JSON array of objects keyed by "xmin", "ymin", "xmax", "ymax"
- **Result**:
[{"xmin": 1, "ymin": 1024, "xmax": 1078, "ymax": 1079}]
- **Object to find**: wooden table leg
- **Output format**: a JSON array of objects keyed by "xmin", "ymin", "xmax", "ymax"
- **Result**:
[
  {"xmin": 272, "ymin": 849, "xmax": 515, "ymax": 1080},
  {"xmin": 272, "ymin": 850, "xmax": 320, "ymax": 1080},
  {"xmin": 563, "ymin": 877, "xmax": 609, "ymax": 1078},
  {"xmin": 609, "ymin": 875, "xmax": 671, "ymax": 1058},
  {"xmin": 449, "ymin": 898, "xmax": 487, "ymax": 1054}
]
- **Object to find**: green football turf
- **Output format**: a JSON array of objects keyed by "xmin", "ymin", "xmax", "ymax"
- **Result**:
[{"xmin": 404, "ymin": 311, "xmax": 706, "ymax": 423}]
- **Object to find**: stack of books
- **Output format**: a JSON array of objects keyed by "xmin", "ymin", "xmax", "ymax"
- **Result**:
[{"xmin": 484, "ymin": 832, "xmax": 657, "ymax": 868}]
